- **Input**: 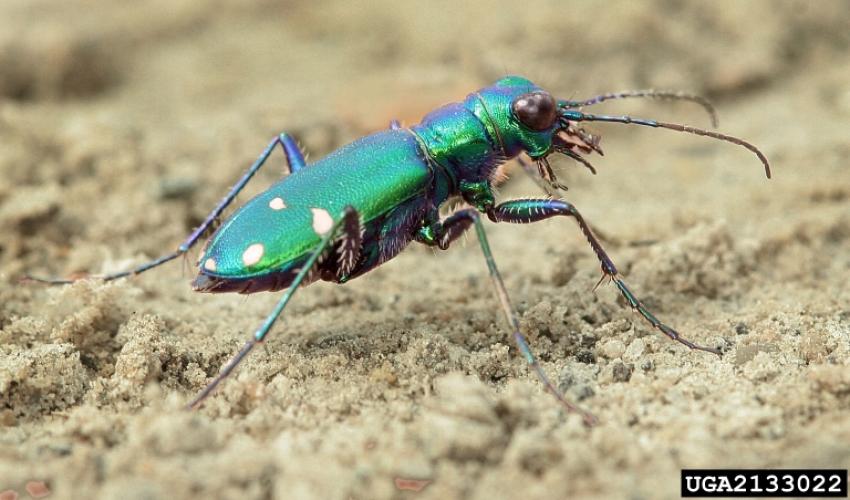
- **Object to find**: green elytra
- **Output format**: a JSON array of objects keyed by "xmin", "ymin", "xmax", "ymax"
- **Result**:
[
  {"xmin": 199, "ymin": 130, "xmax": 431, "ymax": 282},
  {"xmin": 30, "ymin": 76, "xmax": 771, "ymax": 423}
]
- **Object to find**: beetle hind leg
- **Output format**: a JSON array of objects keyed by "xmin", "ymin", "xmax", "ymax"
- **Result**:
[
  {"xmin": 24, "ymin": 131, "xmax": 309, "ymax": 285},
  {"xmin": 187, "ymin": 206, "xmax": 361, "ymax": 409}
]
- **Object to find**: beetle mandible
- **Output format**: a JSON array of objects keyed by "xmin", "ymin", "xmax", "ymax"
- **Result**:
[{"xmin": 31, "ymin": 76, "xmax": 771, "ymax": 425}]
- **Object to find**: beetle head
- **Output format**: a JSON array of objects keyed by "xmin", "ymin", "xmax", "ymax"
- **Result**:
[{"xmin": 472, "ymin": 76, "xmax": 600, "ymax": 165}]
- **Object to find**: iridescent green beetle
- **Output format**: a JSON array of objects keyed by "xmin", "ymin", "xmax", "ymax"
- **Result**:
[{"xmin": 32, "ymin": 76, "xmax": 771, "ymax": 424}]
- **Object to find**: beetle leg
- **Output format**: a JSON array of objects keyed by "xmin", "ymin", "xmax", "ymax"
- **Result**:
[
  {"xmin": 416, "ymin": 208, "xmax": 477, "ymax": 249},
  {"xmin": 488, "ymin": 198, "xmax": 721, "ymax": 355},
  {"xmin": 24, "ymin": 132, "xmax": 307, "ymax": 285},
  {"xmin": 173, "ymin": 132, "xmax": 306, "ymax": 251},
  {"xmin": 277, "ymin": 132, "xmax": 307, "ymax": 173},
  {"xmin": 511, "ymin": 151, "xmax": 598, "ymax": 196},
  {"xmin": 514, "ymin": 155, "xmax": 560, "ymax": 196},
  {"xmin": 331, "ymin": 209, "xmax": 363, "ymax": 281},
  {"xmin": 389, "ymin": 119, "xmax": 402, "ymax": 130},
  {"xmin": 417, "ymin": 208, "xmax": 597, "ymax": 425},
  {"xmin": 187, "ymin": 206, "xmax": 360, "ymax": 409},
  {"xmin": 491, "ymin": 162, "xmax": 618, "ymax": 246}
]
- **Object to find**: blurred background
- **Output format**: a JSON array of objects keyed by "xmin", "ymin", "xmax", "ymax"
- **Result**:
[{"xmin": 1, "ymin": 1, "xmax": 848, "ymax": 499}]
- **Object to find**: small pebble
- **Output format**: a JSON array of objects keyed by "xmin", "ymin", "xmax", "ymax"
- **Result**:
[
  {"xmin": 25, "ymin": 482, "xmax": 50, "ymax": 499},
  {"xmin": 600, "ymin": 339, "xmax": 626, "ymax": 359},
  {"xmin": 394, "ymin": 478, "xmax": 431, "ymax": 492},
  {"xmin": 576, "ymin": 350, "xmax": 596, "ymax": 364},
  {"xmin": 612, "ymin": 362, "xmax": 634, "ymax": 382}
]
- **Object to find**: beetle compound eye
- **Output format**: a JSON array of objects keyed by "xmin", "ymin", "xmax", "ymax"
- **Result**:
[{"xmin": 512, "ymin": 91, "xmax": 558, "ymax": 131}]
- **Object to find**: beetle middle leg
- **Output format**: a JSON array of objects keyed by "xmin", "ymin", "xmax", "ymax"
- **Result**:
[
  {"xmin": 187, "ymin": 205, "xmax": 361, "ymax": 409},
  {"xmin": 487, "ymin": 198, "xmax": 721, "ymax": 355},
  {"xmin": 418, "ymin": 209, "xmax": 597, "ymax": 425},
  {"xmin": 27, "ymin": 132, "xmax": 307, "ymax": 284}
]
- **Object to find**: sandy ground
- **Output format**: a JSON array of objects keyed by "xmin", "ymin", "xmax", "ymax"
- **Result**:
[{"xmin": 1, "ymin": 1, "xmax": 849, "ymax": 498}]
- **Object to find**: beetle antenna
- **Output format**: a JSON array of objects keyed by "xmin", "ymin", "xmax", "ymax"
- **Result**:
[
  {"xmin": 560, "ymin": 90, "xmax": 719, "ymax": 128},
  {"xmin": 559, "ymin": 110, "xmax": 771, "ymax": 179}
]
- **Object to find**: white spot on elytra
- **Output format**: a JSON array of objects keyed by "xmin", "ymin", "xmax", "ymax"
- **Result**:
[
  {"xmin": 203, "ymin": 258, "xmax": 217, "ymax": 272},
  {"xmin": 311, "ymin": 208, "xmax": 333, "ymax": 235},
  {"xmin": 242, "ymin": 243, "xmax": 265, "ymax": 267},
  {"xmin": 269, "ymin": 197, "xmax": 286, "ymax": 210}
]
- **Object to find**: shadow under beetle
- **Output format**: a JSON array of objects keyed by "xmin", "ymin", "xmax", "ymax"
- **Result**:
[{"xmin": 31, "ymin": 76, "xmax": 771, "ymax": 424}]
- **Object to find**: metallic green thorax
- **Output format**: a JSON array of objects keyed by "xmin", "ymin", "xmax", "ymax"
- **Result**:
[{"xmin": 412, "ymin": 75, "xmax": 557, "ymax": 185}]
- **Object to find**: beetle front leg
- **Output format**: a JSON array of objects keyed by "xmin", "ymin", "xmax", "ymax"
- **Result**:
[
  {"xmin": 26, "ymin": 132, "xmax": 307, "ymax": 284},
  {"xmin": 488, "ymin": 198, "xmax": 721, "ymax": 355},
  {"xmin": 514, "ymin": 155, "xmax": 560, "ymax": 196},
  {"xmin": 416, "ymin": 208, "xmax": 477, "ymax": 249},
  {"xmin": 417, "ymin": 208, "xmax": 597, "ymax": 425}
]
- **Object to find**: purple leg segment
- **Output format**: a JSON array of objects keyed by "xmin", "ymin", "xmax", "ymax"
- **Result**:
[{"xmin": 279, "ymin": 133, "xmax": 307, "ymax": 172}]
